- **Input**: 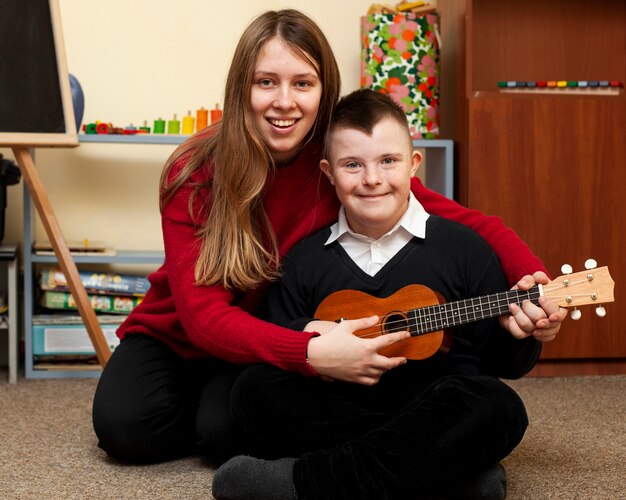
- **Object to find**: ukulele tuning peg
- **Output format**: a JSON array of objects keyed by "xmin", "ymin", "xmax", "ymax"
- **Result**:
[
  {"xmin": 595, "ymin": 306, "xmax": 607, "ymax": 318},
  {"xmin": 584, "ymin": 259, "xmax": 597, "ymax": 270},
  {"xmin": 561, "ymin": 264, "xmax": 573, "ymax": 275},
  {"xmin": 570, "ymin": 308, "xmax": 582, "ymax": 321}
]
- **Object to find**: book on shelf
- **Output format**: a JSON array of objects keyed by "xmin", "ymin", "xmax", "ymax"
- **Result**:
[
  {"xmin": 32, "ymin": 316, "xmax": 123, "ymax": 356},
  {"xmin": 33, "ymin": 313, "xmax": 128, "ymax": 325},
  {"xmin": 39, "ymin": 267, "xmax": 150, "ymax": 297},
  {"xmin": 34, "ymin": 240, "xmax": 116, "ymax": 256},
  {"xmin": 33, "ymin": 360, "xmax": 103, "ymax": 371},
  {"xmin": 39, "ymin": 290, "xmax": 143, "ymax": 314}
]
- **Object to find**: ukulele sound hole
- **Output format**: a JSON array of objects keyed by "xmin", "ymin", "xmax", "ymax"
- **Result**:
[{"xmin": 382, "ymin": 312, "xmax": 409, "ymax": 334}]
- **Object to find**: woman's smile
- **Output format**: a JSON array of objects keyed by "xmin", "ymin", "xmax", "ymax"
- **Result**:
[{"xmin": 251, "ymin": 37, "xmax": 322, "ymax": 164}]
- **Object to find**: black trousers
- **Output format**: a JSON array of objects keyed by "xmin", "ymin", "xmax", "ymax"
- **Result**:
[
  {"xmin": 92, "ymin": 334, "xmax": 244, "ymax": 463},
  {"xmin": 230, "ymin": 363, "xmax": 528, "ymax": 500}
]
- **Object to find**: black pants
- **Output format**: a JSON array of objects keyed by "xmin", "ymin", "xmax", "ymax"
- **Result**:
[
  {"xmin": 92, "ymin": 334, "xmax": 244, "ymax": 463},
  {"xmin": 230, "ymin": 363, "xmax": 528, "ymax": 500}
]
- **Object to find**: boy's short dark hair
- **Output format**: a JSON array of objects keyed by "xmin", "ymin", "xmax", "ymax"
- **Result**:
[{"xmin": 324, "ymin": 89, "xmax": 411, "ymax": 156}]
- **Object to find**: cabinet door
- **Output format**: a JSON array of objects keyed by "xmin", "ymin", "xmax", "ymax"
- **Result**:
[{"xmin": 467, "ymin": 95, "xmax": 625, "ymax": 359}]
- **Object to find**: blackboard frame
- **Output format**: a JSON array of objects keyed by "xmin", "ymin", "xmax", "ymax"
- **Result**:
[{"xmin": 0, "ymin": 0, "xmax": 78, "ymax": 147}]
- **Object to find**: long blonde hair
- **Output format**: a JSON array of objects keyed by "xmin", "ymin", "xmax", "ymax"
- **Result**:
[{"xmin": 160, "ymin": 10, "xmax": 340, "ymax": 291}]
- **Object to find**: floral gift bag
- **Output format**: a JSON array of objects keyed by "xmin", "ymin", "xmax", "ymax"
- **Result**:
[{"xmin": 361, "ymin": 12, "xmax": 440, "ymax": 139}]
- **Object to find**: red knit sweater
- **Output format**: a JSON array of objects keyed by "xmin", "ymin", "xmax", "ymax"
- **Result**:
[{"xmin": 117, "ymin": 141, "xmax": 546, "ymax": 375}]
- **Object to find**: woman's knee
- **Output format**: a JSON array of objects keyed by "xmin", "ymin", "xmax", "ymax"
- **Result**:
[
  {"xmin": 92, "ymin": 335, "xmax": 198, "ymax": 463},
  {"xmin": 195, "ymin": 363, "xmax": 246, "ymax": 462}
]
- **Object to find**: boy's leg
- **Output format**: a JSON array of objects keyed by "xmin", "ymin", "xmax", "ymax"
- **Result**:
[
  {"xmin": 293, "ymin": 375, "xmax": 526, "ymax": 499},
  {"xmin": 227, "ymin": 366, "xmax": 526, "ymax": 499},
  {"xmin": 229, "ymin": 363, "xmax": 395, "ymax": 457}
]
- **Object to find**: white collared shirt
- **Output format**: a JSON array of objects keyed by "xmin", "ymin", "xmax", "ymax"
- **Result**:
[{"xmin": 325, "ymin": 193, "xmax": 429, "ymax": 276}]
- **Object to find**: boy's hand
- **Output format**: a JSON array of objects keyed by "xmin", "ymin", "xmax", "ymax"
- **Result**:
[
  {"xmin": 304, "ymin": 320, "xmax": 339, "ymax": 334},
  {"xmin": 500, "ymin": 272, "xmax": 567, "ymax": 342},
  {"xmin": 306, "ymin": 316, "xmax": 408, "ymax": 385}
]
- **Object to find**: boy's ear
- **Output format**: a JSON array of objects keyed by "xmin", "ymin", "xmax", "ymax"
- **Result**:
[
  {"xmin": 319, "ymin": 159, "xmax": 335, "ymax": 185},
  {"xmin": 410, "ymin": 149, "xmax": 423, "ymax": 177}
]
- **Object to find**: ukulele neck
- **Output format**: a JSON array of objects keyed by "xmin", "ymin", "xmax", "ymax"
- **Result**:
[{"xmin": 409, "ymin": 285, "xmax": 543, "ymax": 336}]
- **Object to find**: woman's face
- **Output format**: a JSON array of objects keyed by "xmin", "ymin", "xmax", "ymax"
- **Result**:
[{"xmin": 250, "ymin": 37, "xmax": 323, "ymax": 164}]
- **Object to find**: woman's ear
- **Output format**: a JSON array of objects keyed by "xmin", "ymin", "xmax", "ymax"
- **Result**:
[{"xmin": 319, "ymin": 159, "xmax": 335, "ymax": 185}]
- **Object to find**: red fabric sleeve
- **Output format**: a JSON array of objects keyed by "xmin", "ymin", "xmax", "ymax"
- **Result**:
[
  {"xmin": 411, "ymin": 178, "xmax": 548, "ymax": 284},
  {"xmin": 160, "ymin": 170, "xmax": 319, "ymax": 376}
]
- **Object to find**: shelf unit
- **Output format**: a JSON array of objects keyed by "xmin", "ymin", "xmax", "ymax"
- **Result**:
[
  {"xmin": 21, "ymin": 134, "xmax": 453, "ymax": 379},
  {"xmin": 22, "ymin": 134, "xmax": 186, "ymax": 379},
  {"xmin": 438, "ymin": 0, "xmax": 626, "ymax": 375},
  {"xmin": 412, "ymin": 139, "xmax": 454, "ymax": 200}
]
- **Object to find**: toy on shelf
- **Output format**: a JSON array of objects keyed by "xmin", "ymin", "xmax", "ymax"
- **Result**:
[
  {"xmin": 182, "ymin": 111, "xmax": 195, "ymax": 135},
  {"xmin": 497, "ymin": 80, "xmax": 623, "ymax": 95},
  {"xmin": 167, "ymin": 114, "xmax": 180, "ymax": 134},
  {"xmin": 153, "ymin": 117, "xmax": 166, "ymax": 134},
  {"xmin": 81, "ymin": 101, "xmax": 224, "ymax": 137},
  {"xmin": 210, "ymin": 103, "xmax": 223, "ymax": 125},
  {"xmin": 196, "ymin": 107, "xmax": 209, "ymax": 131}
]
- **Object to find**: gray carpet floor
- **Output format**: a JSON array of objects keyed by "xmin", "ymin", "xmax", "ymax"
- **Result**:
[{"xmin": 1, "ymin": 370, "xmax": 624, "ymax": 499}]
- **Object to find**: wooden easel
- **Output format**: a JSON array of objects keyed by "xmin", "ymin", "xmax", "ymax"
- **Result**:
[{"xmin": 13, "ymin": 148, "xmax": 111, "ymax": 366}]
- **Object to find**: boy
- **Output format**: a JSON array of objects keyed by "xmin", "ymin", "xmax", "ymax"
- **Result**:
[{"xmin": 213, "ymin": 89, "xmax": 563, "ymax": 500}]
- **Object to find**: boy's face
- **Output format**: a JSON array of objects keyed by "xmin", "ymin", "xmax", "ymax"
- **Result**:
[{"xmin": 320, "ymin": 117, "xmax": 422, "ymax": 239}]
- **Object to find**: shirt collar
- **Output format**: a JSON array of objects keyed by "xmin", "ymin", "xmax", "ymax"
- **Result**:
[{"xmin": 326, "ymin": 192, "xmax": 429, "ymax": 245}]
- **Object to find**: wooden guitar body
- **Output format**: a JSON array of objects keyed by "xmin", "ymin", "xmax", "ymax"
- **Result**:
[{"xmin": 315, "ymin": 284, "xmax": 452, "ymax": 360}]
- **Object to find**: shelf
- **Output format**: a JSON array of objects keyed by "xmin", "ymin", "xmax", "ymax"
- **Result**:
[
  {"xmin": 30, "ymin": 250, "xmax": 164, "ymax": 264},
  {"xmin": 22, "ymin": 138, "xmax": 176, "ymax": 380},
  {"xmin": 466, "ymin": 0, "xmax": 626, "ymax": 95},
  {"xmin": 471, "ymin": 91, "xmax": 625, "ymax": 100},
  {"xmin": 79, "ymin": 134, "xmax": 189, "ymax": 145},
  {"xmin": 412, "ymin": 139, "xmax": 454, "ymax": 200}
]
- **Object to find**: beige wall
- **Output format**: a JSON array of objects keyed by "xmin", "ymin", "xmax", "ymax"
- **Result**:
[{"xmin": 2, "ymin": 0, "xmax": 434, "ymax": 257}]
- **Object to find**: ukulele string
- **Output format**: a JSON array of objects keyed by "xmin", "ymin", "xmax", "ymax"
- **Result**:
[
  {"xmin": 542, "ymin": 280, "xmax": 597, "ymax": 303},
  {"xmin": 352, "ymin": 278, "xmax": 599, "ymax": 338},
  {"xmin": 353, "ymin": 290, "xmax": 539, "ymax": 336},
  {"xmin": 542, "ymin": 277, "xmax": 590, "ymax": 293}
]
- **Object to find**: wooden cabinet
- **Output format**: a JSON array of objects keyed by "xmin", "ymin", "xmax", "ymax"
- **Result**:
[{"xmin": 438, "ymin": 0, "xmax": 626, "ymax": 375}]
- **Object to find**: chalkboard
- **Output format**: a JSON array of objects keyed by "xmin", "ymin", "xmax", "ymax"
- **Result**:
[{"xmin": 0, "ymin": 0, "xmax": 77, "ymax": 147}]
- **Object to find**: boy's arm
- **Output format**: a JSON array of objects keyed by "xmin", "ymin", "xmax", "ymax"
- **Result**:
[{"xmin": 411, "ymin": 178, "xmax": 548, "ymax": 284}]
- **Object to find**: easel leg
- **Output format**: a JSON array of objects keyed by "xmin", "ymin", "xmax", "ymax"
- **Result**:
[{"xmin": 13, "ymin": 147, "xmax": 111, "ymax": 367}]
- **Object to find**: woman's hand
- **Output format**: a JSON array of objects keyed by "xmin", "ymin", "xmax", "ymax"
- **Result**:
[
  {"xmin": 500, "ymin": 271, "xmax": 567, "ymax": 342},
  {"xmin": 306, "ymin": 316, "xmax": 408, "ymax": 385}
]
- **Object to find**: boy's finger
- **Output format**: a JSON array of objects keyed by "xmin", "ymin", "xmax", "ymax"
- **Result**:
[{"xmin": 373, "ymin": 330, "xmax": 411, "ymax": 348}]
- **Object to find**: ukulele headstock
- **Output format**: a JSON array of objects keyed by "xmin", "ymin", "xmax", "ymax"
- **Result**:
[{"xmin": 546, "ymin": 259, "xmax": 614, "ymax": 320}]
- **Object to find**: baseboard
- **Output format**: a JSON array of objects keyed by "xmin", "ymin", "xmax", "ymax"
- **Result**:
[{"xmin": 528, "ymin": 358, "xmax": 626, "ymax": 377}]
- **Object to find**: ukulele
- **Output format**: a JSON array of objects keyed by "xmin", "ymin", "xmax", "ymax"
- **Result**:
[{"xmin": 314, "ymin": 263, "xmax": 615, "ymax": 360}]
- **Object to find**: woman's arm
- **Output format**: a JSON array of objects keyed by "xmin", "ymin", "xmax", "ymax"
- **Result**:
[
  {"xmin": 411, "ymin": 178, "xmax": 548, "ymax": 285},
  {"xmin": 160, "ymin": 173, "xmax": 318, "ymax": 376}
]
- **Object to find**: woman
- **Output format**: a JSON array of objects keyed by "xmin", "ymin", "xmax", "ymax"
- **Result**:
[{"xmin": 93, "ymin": 9, "xmax": 562, "ymax": 468}]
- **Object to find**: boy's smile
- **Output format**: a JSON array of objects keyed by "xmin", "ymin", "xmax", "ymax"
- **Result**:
[{"xmin": 320, "ymin": 117, "xmax": 422, "ymax": 239}]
